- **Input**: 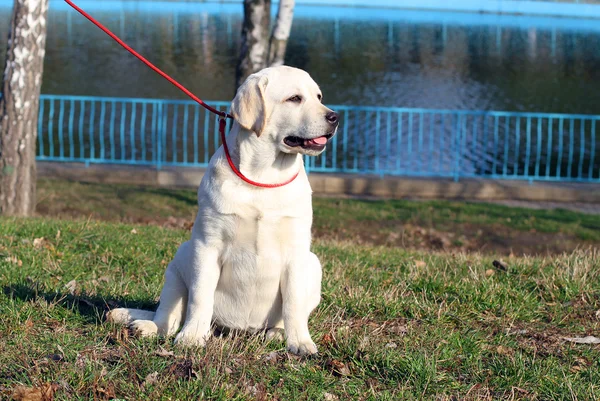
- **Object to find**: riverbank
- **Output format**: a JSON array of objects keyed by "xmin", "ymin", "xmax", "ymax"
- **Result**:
[
  {"xmin": 38, "ymin": 162, "xmax": 600, "ymax": 206},
  {"xmin": 33, "ymin": 174, "xmax": 600, "ymax": 256}
]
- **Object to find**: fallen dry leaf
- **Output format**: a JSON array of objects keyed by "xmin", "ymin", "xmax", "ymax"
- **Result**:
[
  {"xmin": 327, "ymin": 359, "xmax": 351, "ymax": 376},
  {"xmin": 12, "ymin": 383, "xmax": 57, "ymax": 401},
  {"xmin": 155, "ymin": 346, "xmax": 174, "ymax": 358},
  {"xmin": 33, "ymin": 237, "xmax": 46, "ymax": 249},
  {"xmin": 321, "ymin": 332, "xmax": 337, "ymax": 348},
  {"xmin": 324, "ymin": 393, "xmax": 339, "ymax": 401},
  {"xmin": 485, "ymin": 269, "xmax": 495, "ymax": 277},
  {"xmin": 168, "ymin": 360, "xmax": 196, "ymax": 380},
  {"xmin": 262, "ymin": 351, "xmax": 279, "ymax": 363},
  {"xmin": 563, "ymin": 336, "xmax": 600, "ymax": 344},
  {"xmin": 64, "ymin": 280, "xmax": 77, "ymax": 295},
  {"xmin": 246, "ymin": 383, "xmax": 267, "ymax": 398},
  {"xmin": 496, "ymin": 345, "xmax": 514, "ymax": 356},
  {"xmin": 93, "ymin": 382, "xmax": 115, "ymax": 400},
  {"xmin": 142, "ymin": 371, "xmax": 159, "ymax": 388},
  {"xmin": 388, "ymin": 323, "xmax": 408, "ymax": 336},
  {"xmin": 505, "ymin": 328, "xmax": 528, "ymax": 336},
  {"xmin": 75, "ymin": 354, "xmax": 87, "ymax": 369},
  {"xmin": 5, "ymin": 256, "xmax": 22, "ymax": 266},
  {"xmin": 570, "ymin": 356, "xmax": 591, "ymax": 374},
  {"xmin": 91, "ymin": 276, "xmax": 111, "ymax": 286}
]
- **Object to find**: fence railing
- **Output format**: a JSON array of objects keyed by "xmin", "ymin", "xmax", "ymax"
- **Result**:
[{"xmin": 36, "ymin": 95, "xmax": 600, "ymax": 182}]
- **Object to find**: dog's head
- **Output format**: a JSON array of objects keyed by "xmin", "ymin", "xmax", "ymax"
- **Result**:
[{"xmin": 230, "ymin": 66, "xmax": 339, "ymax": 156}]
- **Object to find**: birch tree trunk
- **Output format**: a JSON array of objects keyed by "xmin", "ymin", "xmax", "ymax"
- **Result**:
[
  {"xmin": 236, "ymin": 0, "xmax": 271, "ymax": 88},
  {"xmin": 0, "ymin": 0, "xmax": 49, "ymax": 216},
  {"xmin": 268, "ymin": 0, "xmax": 295, "ymax": 67}
]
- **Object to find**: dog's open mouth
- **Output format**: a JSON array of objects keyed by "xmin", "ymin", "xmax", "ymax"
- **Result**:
[{"xmin": 284, "ymin": 134, "xmax": 333, "ymax": 151}]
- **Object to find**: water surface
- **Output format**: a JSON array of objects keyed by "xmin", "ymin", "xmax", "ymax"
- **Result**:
[{"xmin": 1, "ymin": 1, "xmax": 599, "ymax": 113}]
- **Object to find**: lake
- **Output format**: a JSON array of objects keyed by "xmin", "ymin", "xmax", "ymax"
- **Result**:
[
  {"xmin": 0, "ymin": 0, "xmax": 599, "ymax": 113},
  {"xmin": 0, "ymin": 0, "xmax": 599, "ymax": 179}
]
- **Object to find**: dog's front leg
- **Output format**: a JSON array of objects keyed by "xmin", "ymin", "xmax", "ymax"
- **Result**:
[
  {"xmin": 173, "ymin": 242, "xmax": 220, "ymax": 347},
  {"xmin": 281, "ymin": 252, "xmax": 322, "ymax": 356}
]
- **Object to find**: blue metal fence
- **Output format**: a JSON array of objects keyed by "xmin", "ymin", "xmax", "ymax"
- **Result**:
[{"xmin": 36, "ymin": 94, "xmax": 600, "ymax": 182}]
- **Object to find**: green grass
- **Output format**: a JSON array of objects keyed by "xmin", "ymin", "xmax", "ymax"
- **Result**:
[
  {"xmin": 1, "ymin": 217, "xmax": 599, "ymax": 400},
  {"xmin": 36, "ymin": 178, "xmax": 600, "ymax": 255},
  {"xmin": 313, "ymin": 197, "xmax": 600, "ymax": 241}
]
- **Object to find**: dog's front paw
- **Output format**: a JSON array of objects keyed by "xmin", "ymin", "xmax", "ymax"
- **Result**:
[
  {"xmin": 287, "ymin": 339, "xmax": 318, "ymax": 356},
  {"xmin": 130, "ymin": 320, "xmax": 158, "ymax": 338},
  {"xmin": 174, "ymin": 330, "xmax": 209, "ymax": 347}
]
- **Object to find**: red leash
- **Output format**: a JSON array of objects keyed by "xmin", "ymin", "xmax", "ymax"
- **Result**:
[{"xmin": 65, "ymin": 0, "xmax": 298, "ymax": 188}]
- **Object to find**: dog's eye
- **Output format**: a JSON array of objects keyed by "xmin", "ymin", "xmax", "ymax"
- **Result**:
[
  {"xmin": 287, "ymin": 95, "xmax": 303, "ymax": 103},
  {"xmin": 317, "ymin": 94, "xmax": 322, "ymax": 102}
]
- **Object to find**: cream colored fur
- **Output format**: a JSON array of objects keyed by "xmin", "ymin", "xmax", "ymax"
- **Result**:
[{"xmin": 107, "ymin": 66, "xmax": 338, "ymax": 355}]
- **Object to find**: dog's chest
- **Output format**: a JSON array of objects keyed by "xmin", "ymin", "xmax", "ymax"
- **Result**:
[
  {"xmin": 232, "ymin": 210, "xmax": 296, "ymax": 254},
  {"xmin": 222, "ymin": 209, "xmax": 301, "ymax": 283},
  {"xmin": 215, "ymin": 212, "xmax": 299, "ymax": 328}
]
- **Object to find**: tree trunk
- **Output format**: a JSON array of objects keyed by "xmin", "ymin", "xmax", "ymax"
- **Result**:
[
  {"xmin": 236, "ymin": 0, "xmax": 271, "ymax": 89},
  {"xmin": 0, "ymin": 0, "xmax": 48, "ymax": 216},
  {"xmin": 268, "ymin": 0, "xmax": 295, "ymax": 67}
]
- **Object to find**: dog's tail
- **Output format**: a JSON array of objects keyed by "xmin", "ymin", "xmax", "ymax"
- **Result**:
[{"xmin": 106, "ymin": 308, "xmax": 155, "ymax": 325}]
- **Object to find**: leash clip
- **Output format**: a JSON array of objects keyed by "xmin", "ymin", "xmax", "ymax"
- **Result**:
[{"xmin": 218, "ymin": 114, "xmax": 227, "ymax": 129}]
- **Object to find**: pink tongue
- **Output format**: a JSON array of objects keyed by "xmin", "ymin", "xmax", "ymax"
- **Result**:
[{"xmin": 307, "ymin": 136, "xmax": 327, "ymax": 145}]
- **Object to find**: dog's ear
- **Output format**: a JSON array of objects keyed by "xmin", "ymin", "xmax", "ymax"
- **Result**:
[{"xmin": 230, "ymin": 74, "xmax": 270, "ymax": 136}]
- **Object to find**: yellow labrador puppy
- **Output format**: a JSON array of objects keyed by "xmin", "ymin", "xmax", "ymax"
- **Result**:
[{"xmin": 107, "ymin": 66, "xmax": 339, "ymax": 355}]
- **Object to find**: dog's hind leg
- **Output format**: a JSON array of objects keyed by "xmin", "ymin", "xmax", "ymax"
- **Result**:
[
  {"xmin": 106, "ymin": 308, "xmax": 155, "ymax": 325},
  {"xmin": 130, "ymin": 241, "xmax": 191, "ymax": 337},
  {"xmin": 109, "ymin": 242, "xmax": 190, "ymax": 338}
]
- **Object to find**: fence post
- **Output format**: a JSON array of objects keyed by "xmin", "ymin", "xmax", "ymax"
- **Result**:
[
  {"xmin": 453, "ymin": 114, "xmax": 461, "ymax": 182},
  {"xmin": 157, "ymin": 102, "xmax": 163, "ymax": 171}
]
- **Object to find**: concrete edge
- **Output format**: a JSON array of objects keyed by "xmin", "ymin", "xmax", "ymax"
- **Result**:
[{"xmin": 37, "ymin": 162, "xmax": 600, "ymax": 203}]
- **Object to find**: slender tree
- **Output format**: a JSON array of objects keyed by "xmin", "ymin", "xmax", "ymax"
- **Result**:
[
  {"xmin": 0, "ymin": 0, "xmax": 49, "ymax": 216},
  {"xmin": 268, "ymin": 0, "xmax": 295, "ymax": 67},
  {"xmin": 236, "ymin": 0, "xmax": 296, "ymax": 88},
  {"xmin": 236, "ymin": 0, "xmax": 272, "ymax": 88}
]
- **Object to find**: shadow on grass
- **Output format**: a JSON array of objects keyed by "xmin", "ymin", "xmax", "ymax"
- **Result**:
[
  {"xmin": 3, "ymin": 281, "xmax": 158, "ymax": 325},
  {"xmin": 3, "ymin": 282, "xmax": 288, "ymax": 342},
  {"xmin": 116, "ymin": 186, "xmax": 197, "ymax": 207},
  {"xmin": 51, "ymin": 179, "xmax": 198, "ymax": 207}
]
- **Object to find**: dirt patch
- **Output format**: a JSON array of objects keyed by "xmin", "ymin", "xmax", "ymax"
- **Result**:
[
  {"xmin": 34, "ymin": 211, "xmax": 595, "ymax": 256},
  {"xmin": 313, "ymin": 219, "xmax": 595, "ymax": 256}
]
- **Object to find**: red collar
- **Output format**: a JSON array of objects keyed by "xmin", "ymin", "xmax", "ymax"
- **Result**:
[{"xmin": 219, "ymin": 118, "xmax": 299, "ymax": 188}]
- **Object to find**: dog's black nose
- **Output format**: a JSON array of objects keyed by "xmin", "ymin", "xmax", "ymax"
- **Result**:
[{"xmin": 325, "ymin": 111, "xmax": 339, "ymax": 125}]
